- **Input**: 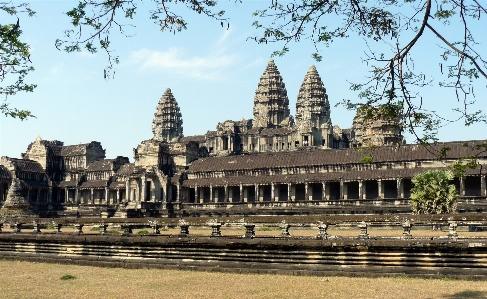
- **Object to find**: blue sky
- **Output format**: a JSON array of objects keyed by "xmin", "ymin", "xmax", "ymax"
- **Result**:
[{"xmin": 1, "ymin": 0, "xmax": 486, "ymax": 160}]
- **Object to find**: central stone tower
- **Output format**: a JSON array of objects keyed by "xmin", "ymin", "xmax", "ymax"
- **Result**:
[
  {"xmin": 252, "ymin": 60, "xmax": 291, "ymax": 128},
  {"xmin": 152, "ymin": 88, "xmax": 183, "ymax": 142}
]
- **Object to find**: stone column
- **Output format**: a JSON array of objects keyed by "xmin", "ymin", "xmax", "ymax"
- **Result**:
[
  {"xmin": 200, "ymin": 188, "xmax": 204, "ymax": 203},
  {"xmin": 358, "ymin": 181, "xmax": 363, "ymax": 200},
  {"xmin": 271, "ymin": 183, "xmax": 276, "ymax": 201},
  {"xmin": 287, "ymin": 183, "xmax": 291, "ymax": 201},
  {"xmin": 65, "ymin": 188, "xmax": 69, "ymax": 204},
  {"xmin": 209, "ymin": 185, "xmax": 213, "ymax": 203},
  {"xmin": 104, "ymin": 187, "xmax": 109, "ymax": 204},
  {"xmin": 116, "ymin": 189, "xmax": 120, "ymax": 203},
  {"xmin": 141, "ymin": 177, "xmax": 146, "ymax": 202},
  {"xmin": 125, "ymin": 181, "xmax": 130, "ymax": 203},
  {"xmin": 481, "ymin": 175, "xmax": 486, "ymax": 197},
  {"xmin": 397, "ymin": 178, "xmax": 403, "ymax": 198},
  {"xmin": 343, "ymin": 182, "xmax": 348, "ymax": 200},
  {"xmin": 75, "ymin": 187, "xmax": 80, "ymax": 204},
  {"xmin": 305, "ymin": 183, "xmax": 309, "ymax": 201},
  {"xmin": 90, "ymin": 188, "xmax": 94, "ymax": 204},
  {"xmin": 459, "ymin": 177, "xmax": 465, "ymax": 197},
  {"xmin": 239, "ymin": 184, "xmax": 244, "ymax": 202},
  {"xmin": 339, "ymin": 180, "xmax": 344, "ymax": 200},
  {"xmin": 224, "ymin": 185, "xmax": 229, "ymax": 203},
  {"xmin": 378, "ymin": 179, "xmax": 383, "ymax": 199},
  {"xmin": 176, "ymin": 185, "xmax": 180, "ymax": 203},
  {"xmin": 194, "ymin": 186, "xmax": 199, "ymax": 203}
]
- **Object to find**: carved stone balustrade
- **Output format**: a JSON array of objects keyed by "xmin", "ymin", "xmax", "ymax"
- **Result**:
[
  {"xmin": 178, "ymin": 220, "xmax": 190, "ymax": 236},
  {"xmin": 99, "ymin": 224, "xmax": 108, "ymax": 234},
  {"xmin": 53, "ymin": 222, "xmax": 62, "ymax": 233},
  {"xmin": 448, "ymin": 221, "xmax": 458, "ymax": 239},
  {"xmin": 280, "ymin": 221, "xmax": 291, "ymax": 237},
  {"xmin": 402, "ymin": 220, "xmax": 412, "ymax": 239},
  {"xmin": 122, "ymin": 225, "xmax": 133, "ymax": 235},
  {"xmin": 13, "ymin": 222, "xmax": 21, "ymax": 233},
  {"xmin": 32, "ymin": 221, "xmax": 41, "ymax": 233},
  {"xmin": 317, "ymin": 221, "xmax": 329, "ymax": 240},
  {"xmin": 74, "ymin": 223, "xmax": 84, "ymax": 234},
  {"xmin": 244, "ymin": 224, "xmax": 255, "ymax": 239},
  {"xmin": 358, "ymin": 221, "xmax": 369, "ymax": 239}
]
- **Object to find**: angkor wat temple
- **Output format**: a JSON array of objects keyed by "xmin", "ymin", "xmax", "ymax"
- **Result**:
[{"xmin": 1, "ymin": 60, "xmax": 486, "ymax": 218}]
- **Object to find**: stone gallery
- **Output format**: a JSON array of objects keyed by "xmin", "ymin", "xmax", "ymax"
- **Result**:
[{"xmin": 1, "ymin": 60, "xmax": 486, "ymax": 217}]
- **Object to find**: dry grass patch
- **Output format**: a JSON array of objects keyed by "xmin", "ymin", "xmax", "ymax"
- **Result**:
[{"xmin": 0, "ymin": 260, "xmax": 486, "ymax": 299}]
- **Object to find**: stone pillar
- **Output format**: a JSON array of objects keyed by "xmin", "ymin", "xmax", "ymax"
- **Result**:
[
  {"xmin": 378, "ymin": 179, "xmax": 383, "ymax": 199},
  {"xmin": 305, "ymin": 183, "xmax": 309, "ymax": 201},
  {"xmin": 239, "ymin": 184, "xmax": 244, "ymax": 202},
  {"xmin": 322, "ymin": 182, "xmax": 326, "ymax": 201},
  {"xmin": 358, "ymin": 221, "xmax": 369, "ymax": 239},
  {"xmin": 210, "ymin": 185, "xmax": 213, "ymax": 203},
  {"xmin": 339, "ymin": 180, "xmax": 344, "ymax": 200},
  {"xmin": 75, "ymin": 187, "xmax": 80, "ymax": 204},
  {"xmin": 481, "ymin": 175, "xmax": 487, "ymax": 197},
  {"xmin": 224, "ymin": 185, "xmax": 229, "ymax": 203},
  {"xmin": 244, "ymin": 224, "xmax": 255, "ymax": 238},
  {"xmin": 90, "ymin": 188, "xmax": 94, "ymax": 204},
  {"xmin": 460, "ymin": 177, "xmax": 465, "ymax": 196},
  {"xmin": 141, "ymin": 176, "xmax": 146, "ymax": 202},
  {"xmin": 176, "ymin": 185, "xmax": 180, "ymax": 203},
  {"xmin": 104, "ymin": 187, "xmax": 109, "ymax": 204},
  {"xmin": 199, "ymin": 188, "xmax": 204, "ymax": 203},
  {"xmin": 116, "ymin": 189, "xmax": 120, "ymax": 203},
  {"xmin": 65, "ymin": 188, "xmax": 69, "ymax": 203},
  {"xmin": 287, "ymin": 183, "xmax": 291, "ymax": 201},
  {"xmin": 195, "ymin": 186, "xmax": 199, "ymax": 203},
  {"xmin": 397, "ymin": 178, "xmax": 404, "ymax": 198},
  {"xmin": 125, "ymin": 181, "xmax": 130, "ymax": 202},
  {"xmin": 255, "ymin": 184, "xmax": 259, "ymax": 202},
  {"xmin": 343, "ymin": 182, "xmax": 348, "ymax": 200},
  {"xmin": 271, "ymin": 183, "xmax": 276, "ymax": 201},
  {"xmin": 358, "ymin": 181, "xmax": 363, "ymax": 200}
]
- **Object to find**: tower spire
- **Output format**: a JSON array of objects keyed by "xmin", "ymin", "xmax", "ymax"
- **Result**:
[
  {"xmin": 252, "ymin": 60, "xmax": 290, "ymax": 128},
  {"xmin": 152, "ymin": 88, "xmax": 183, "ymax": 142}
]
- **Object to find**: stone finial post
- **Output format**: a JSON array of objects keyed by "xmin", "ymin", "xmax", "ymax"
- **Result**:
[
  {"xmin": 317, "ymin": 221, "xmax": 329, "ymax": 240},
  {"xmin": 402, "ymin": 220, "xmax": 412, "ymax": 239},
  {"xmin": 448, "ymin": 221, "xmax": 458, "ymax": 239},
  {"xmin": 32, "ymin": 221, "xmax": 41, "ymax": 233},
  {"xmin": 244, "ymin": 223, "xmax": 255, "ymax": 239},
  {"xmin": 209, "ymin": 219, "xmax": 222, "ymax": 237},
  {"xmin": 122, "ymin": 225, "xmax": 133, "ymax": 235},
  {"xmin": 13, "ymin": 222, "xmax": 21, "ymax": 233},
  {"xmin": 53, "ymin": 221, "xmax": 62, "ymax": 233},
  {"xmin": 99, "ymin": 223, "xmax": 108, "ymax": 234},
  {"xmin": 74, "ymin": 223, "xmax": 84, "ymax": 234},
  {"xmin": 358, "ymin": 221, "xmax": 369, "ymax": 239},
  {"xmin": 178, "ymin": 219, "xmax": 190, "ymax": 236},
  {"xmin": 149, "ymin": 220, "xmax": 161, "ymax": 235},
  {"xmin": 279, "ymin": 220, "xmax": 291, "ymax": 237}
]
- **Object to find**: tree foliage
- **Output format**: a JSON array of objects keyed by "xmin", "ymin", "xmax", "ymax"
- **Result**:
[
  {"xmin": 251, "ymin": 0, "xmax": 487, "ymax": 146},
  {"xmin": 0, "ymin": 1, "xmax": 36, "ymax": 119},
  {"xmin": 410, "ymin": 169, "xmax": 458, "ymax": 214}
]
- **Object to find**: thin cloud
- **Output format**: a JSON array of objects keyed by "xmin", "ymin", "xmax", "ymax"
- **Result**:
[{"xmin": 128, "ymin": 29, "xmax": 242, "ymax": 80}]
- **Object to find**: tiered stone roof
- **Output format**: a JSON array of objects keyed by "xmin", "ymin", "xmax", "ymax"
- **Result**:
[
  {"xmin": 152, "ymin": 88, "xmax": 183, "ymax": 142},
  {"xmin": 252, "ymin": 60, "xmax": 290, "ymax": 128},
  {"xmin": 295, "ymin": 65, "xmax": 331, "ymax": 128}
]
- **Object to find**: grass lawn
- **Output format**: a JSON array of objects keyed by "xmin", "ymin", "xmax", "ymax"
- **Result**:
[{"xmin": 0, "ymin": 260, "xmax": 486, "ymax": 299}]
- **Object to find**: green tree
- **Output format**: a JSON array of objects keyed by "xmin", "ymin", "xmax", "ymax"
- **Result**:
[
  {"xmin": 0, "ymin": 1, "xmax": 36, "ymax": 119},
  {"xmin": 410, "ymin": 169, "xmax": 458, "ymax": 214}
]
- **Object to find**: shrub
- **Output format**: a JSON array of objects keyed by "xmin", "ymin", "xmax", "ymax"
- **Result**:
[
  {"xmin": 410, "ymin": 170, "xmax": 458, "ymax": 214},
  {"xmin": 60, "ymin": 274, "xmax": 76, "ymax": 280},
  {"xmin": 137, "ymin": 229, "xmax": 150, "ymax": 235}
]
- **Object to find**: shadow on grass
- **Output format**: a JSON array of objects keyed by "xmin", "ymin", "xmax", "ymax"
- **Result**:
[{"xmin": 444, "ymin": 290, "xmax": 487, "ymax": 299}]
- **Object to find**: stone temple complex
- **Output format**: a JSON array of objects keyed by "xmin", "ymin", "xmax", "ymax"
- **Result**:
[{"xmin": 1, "ymin": 60, "xmax": 486, "ymax": 218}]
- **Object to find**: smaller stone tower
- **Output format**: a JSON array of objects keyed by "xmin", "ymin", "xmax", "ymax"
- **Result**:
[
  {"xmin": 152, "ymin": 88, "xmax": 183, "ymax": 142},
  {"xmin": 252, "ymin": 60, "xmax": 291, "ymax": 128},
  {"xmin": 295, "ymin": 65, "xmax": 332, "ymax": 147}
]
